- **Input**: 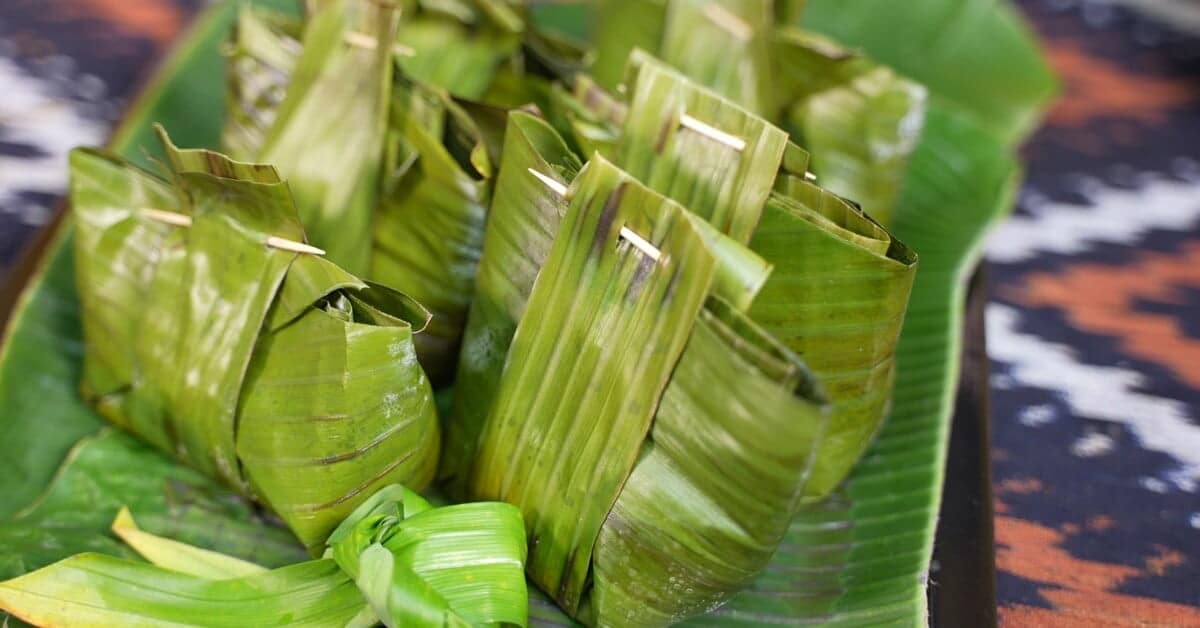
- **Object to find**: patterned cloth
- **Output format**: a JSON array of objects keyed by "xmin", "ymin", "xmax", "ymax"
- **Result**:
[
  {"xmin": 989, "ymin": 1, "xmax": 1200, "ymax": 625},
  {"xmin": 0, "ymin": 1, "xmax": 1197, "ymax": 624}
]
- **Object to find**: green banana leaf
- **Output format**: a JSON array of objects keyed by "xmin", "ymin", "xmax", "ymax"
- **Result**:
[
  {"xmin": 617, "ymin": 51, "xmax": 790, "ymax": 243},
  {"xmin": 110, "ymin": 507, "xmax": 271, "ymax": 579},
  {"xmin": 469, "ymin": 155, "xmax": 728, "ymax": 615},
  {"xmin": 394, "ymin": 0, "xmax": 525, "ymax": 101},
  {"xmin": 0, "ymin": 485, "xmax": 528, "ymax": 627},
  {"xmin": 256, "ymin": 0, "xmax": 397, "ymax": 274},
  {"xmin": 0, "ymin": 429, "xmax": 306, "ymax": 582},
  {"xmin": 70, "ymin": 132, "xmax": 441, "ymax": 553},
  {"xmin": 772, "ymin": 28, "xmax": 927, "ymax": 229},
  {"xmin": 326, "ymin": 485, "xmax": 528, "ymax": 626},
  {"xmin": 221, "ymin": 6, "xmax": 303, "ymax": 160},
  {"xmin": 682, "ymin": 103, "xmax": 1018, "ymax": 626},
  {"xmin": 370, "ymin": 77, "xmax": 495, "ymax": 384},
  {"xmin": 749, "ymin": 178, "xmax": 917, "ymax": 498},
  {"xmin": 658, "ymin": 0, "xmax": 773, "ymax": 115},
  {"xmin": 442, "ymin": 111, "xmax": 583, "ymax": 497},
  {"xmin": 803, "ymin": 0, "xmax": 1057, "ymax": 146},
  {"xmin": 462, "ymin": 153, "xmax": 831, "ymax": 625},
  {"xmin": 0, "ymin": 555, "xmax": 367, "ymax": 628}
]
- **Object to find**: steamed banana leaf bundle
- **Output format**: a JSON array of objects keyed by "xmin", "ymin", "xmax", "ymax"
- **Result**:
[
  {"xmin": 222, "ymin": 0, "xmax": 533, "ymax": 381},
  {"xmin": 446, "ymin": 51, "xmax": 915, "ymax": 624},
  {"xmin": 72, "ymin": 128, "xmax": 440, "ymax": 552}
]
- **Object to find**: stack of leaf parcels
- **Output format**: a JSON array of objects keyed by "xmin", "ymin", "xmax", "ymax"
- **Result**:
[{"xmin": 54, "ymin": 0, "xmax": 928, "ymax": 625}]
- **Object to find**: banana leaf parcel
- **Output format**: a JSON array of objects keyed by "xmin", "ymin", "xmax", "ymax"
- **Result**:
[
  {"xmin": 445, "ymin": 48, "xmax": 916, "ymax": 624},
  {"xmin": 223, "ymin": 2, "xmax": 515, "ymax": 382},
  {"xmin": 71, "ymin": 128, "xmax": 440, "ymax": 553}
]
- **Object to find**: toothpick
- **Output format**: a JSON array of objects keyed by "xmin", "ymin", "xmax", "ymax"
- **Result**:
[
  {"xmin": 140, "ymin": 208, "xmax": 325, "ymax": 256},
  {"xmin": 702, "ymin": 3, "xmax": 753, "ymax": 42},
  {"xmin": 141, "ymin": 208, "xmax": 192, "ymax": 228},
  {"xmin": 527, "ymin": 170, "xmax": 663, "ymax": 263},
  {"xmin": 527, "ymin": 168, "xmax": 568, "ymax": 197},
  {"xmin": 342, "ymin": 31, "xmax": 416, "ymax": 58},
  {"xmin": 618, "ymin": 226, "xmax": 662, "ymax": 262},
  {"xmin": 264, "ymin": 236, "xmax": 327, "ymax": 256},
  {"xmin": 679, "ymin": 114, "xmax": 747, "ymax": 152}
]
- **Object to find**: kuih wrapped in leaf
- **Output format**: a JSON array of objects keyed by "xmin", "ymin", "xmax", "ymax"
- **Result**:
[
  {"xmin": 446, "ymin": 52, "xmax": 915, "ymax": 625},
  {"xmin": 223, "ymin": 1, "xmax": 511, "ymax": 382},
  {"xmin": 71, "ymin": 129, "xmax": 440, "ymax": 552},
  {"xmin": 771, "ymin": 28, "xmax": 927, "ymax": 228}
]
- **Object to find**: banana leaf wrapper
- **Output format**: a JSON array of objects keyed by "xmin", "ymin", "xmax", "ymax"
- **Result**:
[
  {"xmin": 70, "ymin": 134, "xmax": 440, "ymax": 553},
  {"xmin": 442, "ymin": 111, "xmax": 582, "ymax": 497},
  {"xmin": 395, "ymin": 0, "xmax": 525, "ymax": 101},
  {"xmin": 750, "ymin": 174, "xmax": 917, "ymax": 498},
  {"xmin": 617, "ymin": 52, "xmax": 916, "ymax": 499},
  {"xmin": 0, "ymin": 485, "xmax": 528, "ymax": 627},
  {"xmin": 592, "ymin": 0, "xmax": 772, "ymax": 116},
  {"xmin": 370, "ymin": 78, "xmax": 496, "ymax": 384},
  {"xmin": 254, "ymin": 0, "xmax": 397, "ymax": 275},
  {"xmin": 460, "ymin": 154, "xmax": 828, "ymax": 625},
  {"xmin": 222, "ymin": 5, "xmax": 514, "ymax": 381},
  {"xmin": 772, "ymin": 28, "xmax": 927, "ymax": 228},
  {"xmin": 617, "ymin": 51, "xmax": 791, "ymax": 243},
  {"xmin": 449, "ymin": 51, "xmax": 915, "ymax": 623},
  {"xmin": 221, "ymin": 6, "xmax": 303, "ymax": 161}
]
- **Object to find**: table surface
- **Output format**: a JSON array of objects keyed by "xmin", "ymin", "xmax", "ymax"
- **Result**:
[{"xmin": 1, "ymin": 1, "xmax": 1198, "ymax": 625}]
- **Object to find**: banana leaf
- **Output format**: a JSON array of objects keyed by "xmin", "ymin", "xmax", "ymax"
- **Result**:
[
  {"xmin": 442, "ymin": 111, "xmax": 583, "ymax": 497},
  {"xmin": 255, "ymin": 0, "xmax": 397, "ymax": 274},
  {"xmin": 617, "ymin": 52, "xmax": 790, "ymax": 243},
  {"xmin": 110, "ymin": 507, "xmax": 270, "ymax": 579},
  {"xmin": 468, "ymin": 155, "xmax": 726, "ymax": 614},
  {"xmin": 591, "ymin": 0, "xmax": 774, "ymax": 116},
  {"xmin": 463, "ymin": 155, "xmax": 830, "ymax": 625},
  {"xmin": 370, "ymin": 78, "xmax": 495, "ymax": 384},
  {"xmin": 394, "ymin": 0, "xmax": 525, "ymax": 100},
  {"xmin": 803, "ymin": 0, "xmax": 1057, "ymax": 146},
  {"xmin": 326, "ymin": 485, "xmax": 529, "ymax": 626},
  {"xmin": 0, "ymin": 555, "xmax": 367, "ymax": 628},
  {"xmin": 221, "ymin": 6, "xmax": 303, "ymax": 161},
  {"xmin": 0, "ymin": 429, "xmax": 305, "ymax": 583},
  {"xmin": 590, "ymin": 0, "xmax": 664, "ymax": 90},
  {"xmin": 772, "ymin": 28, "xmax": 927, "ymax": 229},
  {"xmin": 70, "ymin": 132, "xmax": 441, "ymax": 552},
  {"xmin": 683, "ymin": 101, "xmax": 1018, "ymax": 627},
  {"xmin": 658, "ymin": 0, "xmax": 773, "ymax": 115},
  {"xmin": 749, "ymin": 177, "xmax": 917, "ymax": 497},
  {"xmin": 0, "ymin": 485, "xmax": 528, "ymax": 627}
]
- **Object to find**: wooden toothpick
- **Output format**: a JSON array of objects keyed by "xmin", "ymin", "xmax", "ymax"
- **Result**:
[
  {"xmin": 342, "ymin": 31, "xmax": 416, "ymax": 57},
  {"xmin": 617, "ymin": 226, "xmax": 662, "ymax": 262},
  {"xmin": 140, "ymin": 209, "xmax": 326, "ymax": 256},
  {"xmin": 702, "ymin": 3, "xmax": 753, "ymax": 42},
  {"xmin": 679, "ymin": 113, "xmax": 747, "ymax": 152},
  {"xmin": 527, "ymin": 168, "xmax": 568, "ymax": 197},
  {"xmin": 527, "ymin": 169, "xmax": 663, "ymax": 263}
]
